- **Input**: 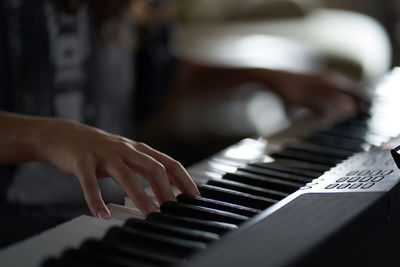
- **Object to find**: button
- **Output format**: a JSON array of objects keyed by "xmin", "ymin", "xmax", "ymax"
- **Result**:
[
  {"xmin": 337, "ymin": 183, "xmax": 350, "ymax": 189},
  {"xmin": 362, "ymin": 158, "xmax": 376, "ymax": 166},
  {"xmin": 391, "ymin": 145, "xmax": 400, "ymax": 169},
  {"xmin": 369, "ymin": 170, "xmax": 381, "ymax": 176},
  {"xmin": 349, "ymin": 183, "xmax": 362, "ymax": 189},
  {"xmin": 346, "ymin": 170, "xmax": 359, "ymax": 176},
  {"xmin": 381, "ymin": 170, "xmax": 393, "ymax": 175},
  {"xmin": 360, "ymin": 176, "xmax": 373, "ymax": 182},
  {"xmin": 348, "ymin": 176, "xmax": 361, "ymax": 182},
  {"xmin": 371, "ymin": 176, "xmax": 385, "ymax": 182},
  {"xmin": 336, "ymin": 177, "xmax": 349, "ymax": 183},
  {"xmin": 358, "ymin": 170, "xmax": 371, "ymax": 176},
  {"xmin": 325, "ymin": 183, "xmax": 339, "ymax": 189},
  {"xmin": 361, "ymin": 183, "xmax": 375, "ymax": 189}
]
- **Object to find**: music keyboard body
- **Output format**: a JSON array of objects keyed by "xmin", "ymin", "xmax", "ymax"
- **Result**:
[
  {"xmin": 2, "ymin": 68, "xmax": 400, "ymax": 266},
  {"xmin": 186, "ymin": 149, "xmax": 400, "ymax": 267}
]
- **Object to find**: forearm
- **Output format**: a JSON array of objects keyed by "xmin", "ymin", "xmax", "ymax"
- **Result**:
[
  {"xmin": 0, "ymin": 111, "xmax": 48, "ymax": 164},
  {"xmin": 173, "ymin": 61, "xmax": 364, "ymax": 115},
  {"xmin": 174, "ymin": 61, "xmax": 279, "ymax": 96}
]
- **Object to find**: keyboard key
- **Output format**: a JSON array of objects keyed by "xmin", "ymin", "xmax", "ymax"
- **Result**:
[
  {"xmin": 346, "ymin": 170, "xmax": 359, "ymax": 176},
  {"xmin": 271, "ymin": 149, "xmax": 341, "ymax": 166},
  {"xmin": 223, "ymin": 171, "xmax": 302, "ymax": 193},
  {"xmin": 285, "ymin": 142, "xmax": 354, "ymax": 160},
  {"xmin": 371, "ymin": 176, "xmax": 385, "ymax": 182},
  {"xmin": 273, "ymin": 158, "xmax": 331, "ymax": 173},
  {"xmin": 62, "ymin": 249, "xmax": 130, "ymax": 267},
  {"xmin": 62, "ymin": 248, "xmax": 157, "ymax": 267},
  {"xmin": 349, "ymin": 183, "xmax": 362, "ymax": 189},
  {"xmin": 160, "ymin": 201, "xmax": 249, "ymax": 225},
  {"xmin": 361, "ymin": 183, "xmax": 375, "ymax": 189},
  {"xmin": 321, "ymin": 127, "xmax": 368, "ymax": 141},
  {"xmin": 358, "ymin": 170, "xmax": 371, "ymax": 176},
  {"xmin": 79, "ymin": 240, "xmax": 179, "ymax": 266},
  {"xmin": 207, "ymin": 179, "xmax": 288, "ymax": 200},
  {"xmin": 177, "ymin": 194, "xmax": 261, "ymax": 217},
  {"xmin": 360, "ymin": 176, "xmax": 373, "ymax": 182},
  {"xmin": 336, "ymin": 177, "xmax": 349, "ymax": 183},
  {"xmin": 306, "ymin": 133, "xmax": 364, "ymax": 152},
  {"xmin": 125, "ymin": 218, "xmax": 219, "ymax": 243},
  {"xmin": 325, "ymin": 183, "xmax": 338, "ymax": 189},
  {"xmin": 347, "ymin": 176, "xmax": 361, "ymax": 183},
  {"xmin": 249, "ymin": 162, "xmax": 322, "ymax": 178},
  {"xmin": 238, "ymin": 166, "xmax": 312, "ymax": 183},
  {"xmin": 369, "ymin": 170, "xmax": 382, "ymax": 176},
  {"xmin": 381, "ymin": 170, "xmax": 393, "ymax": 175},
  {"xmin": 198, "ymin": 184, "xmax": 277, "ymax": 210},
  {"xmin": 104, "ymin": 227, "xmax": 206, "ymax": 258},
  {"xmin": 146, "ymin": 213, "xmax": 236, "ymax": 235},
  {"xmin": 337, "ymin": 183, "xmax": 350, "ymax": 189}
]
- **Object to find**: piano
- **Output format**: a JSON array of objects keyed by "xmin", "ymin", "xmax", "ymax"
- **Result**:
[{"xmin": 2, "ymin": 68, "xmax": 400, "ymax": 266}]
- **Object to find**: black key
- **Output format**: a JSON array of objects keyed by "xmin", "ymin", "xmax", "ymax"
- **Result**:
[
  {"xmin": 249, "ymin": 162, "xmax": 322, "ymax": 178},
  {"xmin": 273, "ymin": 158, "xmax": 331, "ymax": 173},
  {"xmin": 306, "ymin": 133, "xmax": 364, "ymax": 152},
  {"xmin": 80, "ymin": 239, "xmax": 181, "ymax": 266},
  {"xmin": 331, "ymin": 124, "xmax": 370, "ymax": 136},
  {"xmin": 160, "ymin": 201, "xmax": 248, "ymax": 225},
  {"xmin": 271, "ymin": 149, "xmax": 341, "ymax": 166},
  {"xmin": 321, "ymin": 127, "xmax": 367, "ymax": 141},
  {"xmin": 223, "ymin": 170, "xmax": 303, "ymax": 193},
  {"xmin": 198, "ymin": 184, "xmax": 277, "ymax": 210},
  {"xmin": 124, "ymin": 218, "xmax": 219, "ymax": 243},
  {"xmin": 146, "ymin": 213, "xmax": 237, "ymax": 235},
  {"xmin": 104, "ymin": 227, "xmax": 205, "ymax": 258},
  {"xmin": 333, "ymin": 121, "xmax": 368, "ymax": 131},
  {"xmin": 177, "ymin": 194, "xmax": 260, "ymax": 217},
  {"xmin": 238, "ymin": 165, "xmax": 312, "ymax": 183},
  {"xmin": 336, "ymin": 119, "xmax": 369, "ymax": 129},
  {"xmin": 62, "ymin": 249, "xmax": 149, "ymax": 267},
  {"xmin": 207, "ymin": 179, "xmax": 288, "ymax": 200},
  {"xmin": 286, "ymin": 142, "xmax": 355, "ymax": 160}
]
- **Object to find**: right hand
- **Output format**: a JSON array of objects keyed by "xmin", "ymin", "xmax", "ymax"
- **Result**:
[{"xmin": 37, "ymin": 118, "xmax": 200, "ymax": 218}]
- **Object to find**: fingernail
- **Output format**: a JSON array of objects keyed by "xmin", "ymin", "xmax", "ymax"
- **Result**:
[
  {"xmin": 97, "ymin": 210, "xmax": 111, "ymax": 220},
  {"xmin": 192, "ymin": 188, "xmax": 201, "ymax": 197},
  {"xmin": 146, "ymin": 203, "xmax": 160, "ymax": 214}
]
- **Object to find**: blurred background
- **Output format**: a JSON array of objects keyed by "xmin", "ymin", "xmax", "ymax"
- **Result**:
[{"xmin": 132, "ymin": 0, "xmax": 400, "ymax": 167}]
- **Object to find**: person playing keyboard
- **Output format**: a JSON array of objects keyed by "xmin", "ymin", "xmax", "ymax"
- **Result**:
[{"xmin": 0, "ymin": 0, "xmax": 364, "ymax": 248}]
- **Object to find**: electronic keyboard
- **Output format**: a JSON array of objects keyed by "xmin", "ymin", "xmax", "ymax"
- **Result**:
[{"xmin": 2, "ymin": 68, "xmax": 400, "ymax": 267}]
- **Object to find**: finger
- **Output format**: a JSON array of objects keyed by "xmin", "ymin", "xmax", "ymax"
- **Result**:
[
  {"xmin": 121, "ymin": 148, "xmax": 176, "ymax": 203},
  {"xmin": 322, "ymin": 73, "xmax": 370, "ymax": 101},
  {"xmin": 306, "ymin": 96, "xmax": 333, "ymax": 116},
  {"xmin": 76, "ymin": 166, "xmax": 110, "ymax": 219},
  {"xmin": 327, "ymin": 91, "xmax": 358, "ymax": 114},
  {"xmin": 133, "ymin": 142, "xmax": 200, "ymax": 196},
  {"xmin": 106, "ymin": 159, "xmax": 159, "ymax": 215}
]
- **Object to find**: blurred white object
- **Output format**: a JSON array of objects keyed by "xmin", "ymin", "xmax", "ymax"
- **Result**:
[
  {"xmin": 174, "ymin": 84, "xmax": 289, "ymax": 137},
  {"xmin": 172, "ymin": 8, "xmax": 391, "ymax": 84}
]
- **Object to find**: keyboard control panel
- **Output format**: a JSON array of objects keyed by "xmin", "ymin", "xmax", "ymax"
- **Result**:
[{"xmin": 302, "ymin": 149, "xmax": 400, "ymax": 193}]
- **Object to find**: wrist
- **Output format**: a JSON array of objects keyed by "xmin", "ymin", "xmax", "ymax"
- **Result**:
[{"xmin": 29, "ymin": 117, "xmax": 54, "ymax": 162}]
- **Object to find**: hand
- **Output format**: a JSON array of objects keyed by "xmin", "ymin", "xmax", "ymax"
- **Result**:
[
  {"xmin": 38, "ymin": 118, "xmax": 200, "ymax": 218},
  {"xmin": 263, "ymin": 70, "xmax": 368, "ymax": 115}
]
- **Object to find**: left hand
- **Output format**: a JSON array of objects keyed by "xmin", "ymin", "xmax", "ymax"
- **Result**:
[{"xmin": 262, "ymin": 70, "xmax": 368, "ymax": 115}]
